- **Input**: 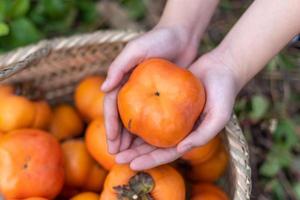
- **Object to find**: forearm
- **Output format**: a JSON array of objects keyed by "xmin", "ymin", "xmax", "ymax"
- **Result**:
[
  {"xmin": 213, "ymin": 0, "xmax": 300, "ymax": 90},
  {"xmin": 158, "ymin": 0, "xmax": 219, "ymax": 42}
]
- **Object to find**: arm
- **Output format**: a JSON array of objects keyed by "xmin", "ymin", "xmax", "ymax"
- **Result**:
[
  {"xmin": 101, "ymin": 0, "xmax": 219, "ymax": 156},
  {"xmin": 214, "ymin": 0, "xmax": 300, "ymax": 91},
  {"xmin": 177, "ymin": 0, "xmax": 300, "ymax": 153}
]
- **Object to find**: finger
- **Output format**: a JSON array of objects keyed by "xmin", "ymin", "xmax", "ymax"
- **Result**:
[
  {"xmin": 131, "ymin": 137, "xmax": 145, "ymax": 148},
  {"xmin": 104, "ymin": 88, "xmax": 121, "ymax": 141},
  {"xmin": 101, "ymin": 43, "xmax": 145, "ymax": 92},
  {"xmin": 115, "ymin": 143, "xmax": 156, "ymax": 164},
  {"xmin": 130, "ymin": 147, "xmax": 181, "ymax": 170},
  {"xmin": 107, "ymin": 130, "xmax": 121, "ymax": 154},
  {"xmin": 119, "ymin": 129, "xmax": 133, "ymax": 151},
  {"xmin": 177, "ymin": 109, "xmax": 231, "ymax": 153}
]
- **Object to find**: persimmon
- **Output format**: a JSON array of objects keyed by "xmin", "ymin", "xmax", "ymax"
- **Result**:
[
  {"xmin": 0, "ymin": 129, "xmax": 64, "ymax": 199},
  {"xmin": 85, "ymin": 118, "xmax": 115, "ymax": 170},
  {"xmin": 0, "ymin": 85, "xmax": 35, "ymax": 132},
  {"xmin": 191, "ymin": 183, "xmax": 229, "ymax": 200},
  {"xmin": 71, "ymin": 192, "xmax": 99, "ymax": 200},
  {"xmin": 50, "ymin": 104, "xmax": 84, "ymax": 141},
  {"xmin": 182, "ymin": 134, "xmax": 222, "ymax": 165},
  {"xmin": 75, "ymin": 76, "xmax": 105, "ymax": 122},
  {"xmin": 61, "ymin": 139, "xmax": 107, "ymax": 191},
  {"xmin": 100, "ymin": 164, "xmax": 185, "ymax": 200},
  {"xmin": 31, "ymin": 101, "xmax": 52, "ymax": 130},
  {"xmin": 0, "ymin": 84, "xmax": 52, "ymax": 132},
  {"xmin": 188, "ymin": 144, "xmax": 229, "ymax": 182},
  {"xmin": 84, "ymin": 164, "xmax": 107, "ymax": 191},
  {"xmin": 118, "ymin": 58, "xmax": 206, "ymax": 147}
]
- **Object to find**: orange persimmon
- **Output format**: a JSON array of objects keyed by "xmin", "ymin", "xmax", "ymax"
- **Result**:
[
  {"xmin": 50, "ymin": 104, "xmax": 84, "ymax": 141},
  {"xmin": 100, "ymin": 164, "xmax": 185, "ymax": 200},
  {"xmin": 75, "ymin": 76, "xmax": 105, "ymax": 122},
  {"xmin": 85, "ymin": 117, "xmax": 115, "ymax": 170},
  {"xmin": 70, "ymin": 192, "xmax": 99, "ymax": 200},
  {"xmin": 118, "ymin": 58, "xmax": 205, "ymax": 147},
  {"xmin": 182, "ymin": 134, "xmax": 222, "ymax": 165},
  {"xmin": 0, "ymin": 129, "xmax": 64, "ymax": 199},
  {"xmin": 191, "ymin": 183, "xmax": 229, "ymax": 200},
  {"xmin": 188, "ymin": 144, "xmax": 229, "ymax": 182},
  {"xmin": 61, "ymin": 139, "xmax": 107, "ymax": 192}
]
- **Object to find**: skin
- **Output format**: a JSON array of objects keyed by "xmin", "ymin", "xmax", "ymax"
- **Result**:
[{"xmin": 102, "ymin": 0, "xmax": 300, "ymax": 170}]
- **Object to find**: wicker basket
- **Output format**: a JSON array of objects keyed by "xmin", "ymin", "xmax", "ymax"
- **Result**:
[{"xmin": 0, "ymin": 30, "xmax": 251, "ymax": 200}]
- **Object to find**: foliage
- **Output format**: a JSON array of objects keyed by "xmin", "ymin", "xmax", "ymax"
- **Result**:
[{"xmin": 0, "ymin": 0, "xmax": 99, "ymax": 52}]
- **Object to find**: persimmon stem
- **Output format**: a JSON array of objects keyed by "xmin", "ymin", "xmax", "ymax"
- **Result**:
[{"xmin": 114, "ymin": 172, "xmax": 155, "ymax": 200}]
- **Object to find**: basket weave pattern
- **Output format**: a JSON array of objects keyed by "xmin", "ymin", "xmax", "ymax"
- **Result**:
[{"xmin": 0, "ymin": 30, "xmax": 251, "ymax": 200}]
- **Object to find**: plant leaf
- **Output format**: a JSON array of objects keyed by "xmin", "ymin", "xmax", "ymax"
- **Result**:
[
  {"xmin": 249, "ymin": 95, "xmax": 270, "ymax": 121},
  {"xmin": 0, "ymin": 22, "xmax": 9, "ymax": 36},
  {"xmin": 10, "ymin": 0, "xmax": 30, "ymax": 19}
]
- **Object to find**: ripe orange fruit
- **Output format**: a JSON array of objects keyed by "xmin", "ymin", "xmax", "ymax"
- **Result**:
[
  {"xmin": 71, "ymin": 192, "xmax": 99, "ymax": 200},
  {"xmin": 118, "ymin": 58, "xmax": 206, "ymax": 147},
  {"xmin": 191, "ymin": 183, "xmax": 229, "ymax": 200},
  {"xmin": 188, "ymin": 144, "xmax": 229, "ymax": 182},
  {"xmin": 0, "ymin": 129, "xmax": 64, "ymax": 199},
  {"xmin": 75, "ymin": 76, "xmax": 105, "ymax": 122},
  {"xmin": 0, "ymin": 84, "xmax": 52, "ymax": 132},
  {"xmin": 0, "ymin": 85, "xmax": 35, "ymax": 132},
  {"xmin": 85, "ymin": 117, "xmax": 115, "ymax": 170},
  {"xmin": 31, "ymin": 101, "xmax": 52, "ymax": 130},
  {"xmin": 100, "ymin": 164, "xmax": 185, "ymax": 200},
  {"xmin": 61, "ymin": 139, "xmax": 107, "ymax": 191},
  {"xmin": 50, "ymin": 104, "xmax": 84, "ymax": 141},
  {"xmin": 182, "ymin": 134, "xmax": 222, "ymax": 165}
]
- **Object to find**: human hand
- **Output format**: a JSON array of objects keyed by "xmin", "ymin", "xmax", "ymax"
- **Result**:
[
  {"xmin": 101, "ymin": 25, "xmax": 199, "ymax": 155},
  {"xmin": 114, "ymin": 51, "xmax": 240, "ymax": 170}
]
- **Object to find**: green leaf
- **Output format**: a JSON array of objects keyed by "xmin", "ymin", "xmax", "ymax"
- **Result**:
[
  {"xmin": 121, "ymin": 0, "xmax": 146, "ymax": 20},
  {"xmin": 269, "ymin": 179, "xmax": 286, "ymax": 200},
  {"xmin": 0, "ymin": 22, "xmax": 9, "ymax": 36},
  {"xmin": 0, "ymin": 18, "xmax": 42, "ymax": 50},
  {"xmin": 259, "ymin": 144, "xmax": 292, "ymax": 177},
  {"xmin": 249, "ymin": 95, "xmax": 270, "ymax": 121},
  {"xmin": 274, "ymin": 119, "xmax": 298, "ymax": 149},
  {"xmin": 42, "ymin": 0, "xmax": 75, "ymax": 19},
  {"xmin": 293, "ymin": 183, "xmax": 300, "ymax": 199},
  {"xmin": 0, "ymin": 0, "xmax": 10, "ymax": 21},
  {"xmin": 10, "ymin": 0, "xmax": 30, "ymax": 19},
  {"xmin": 259, "ymin": 159, "xmax": 281, "ymax": 177}
]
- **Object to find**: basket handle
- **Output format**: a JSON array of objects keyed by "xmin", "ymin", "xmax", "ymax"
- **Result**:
[{"xmin": 0, "ymin": 42, "xmax": 51, "ymax": 81}]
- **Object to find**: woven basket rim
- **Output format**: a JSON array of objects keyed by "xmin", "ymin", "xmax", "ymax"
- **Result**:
[{"xmin": 0, "ymin": 30, "xmax": 252, "ymax": 200}]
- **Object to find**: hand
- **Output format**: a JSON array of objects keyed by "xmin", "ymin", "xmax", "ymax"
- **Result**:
[
  {"xmin": 114, "ymin": 52, "xmax": 241, "ymax": 170},
  {"xmin": 101, "ymin": 25, "xmax": 199, "ymax": 155}
]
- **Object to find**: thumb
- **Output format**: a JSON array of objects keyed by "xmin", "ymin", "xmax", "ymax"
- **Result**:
[
  {"xmin": 101, "ymin": 43, "xmax": 145, "ymax": 92},
  {"xmin": 177, "ymin": 109, "xmax": 232, "ymax": 153}
]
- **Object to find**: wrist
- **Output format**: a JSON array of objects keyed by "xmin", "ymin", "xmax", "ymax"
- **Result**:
[{"xmin": 204, "ymin": 47, "xmax": 246, "ymax": 93}]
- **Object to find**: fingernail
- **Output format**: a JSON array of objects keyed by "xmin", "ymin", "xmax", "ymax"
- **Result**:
[{"xmin": 178, "ymin": 143, "xmax": 192, "ymax": 153}]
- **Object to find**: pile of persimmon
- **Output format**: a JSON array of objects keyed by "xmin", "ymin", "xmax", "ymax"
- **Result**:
[{"xmin": 0, "ymin": 58, "xmax": 230, "ymax": 200}]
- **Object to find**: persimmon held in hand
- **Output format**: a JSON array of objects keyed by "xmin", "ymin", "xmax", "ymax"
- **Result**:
[
  {"xmin": 85, "ymin": 117, "xmax": 115, "ymax": 170},
  {"xmin": 118, "ymin": 58, "xmax": 206, "ymax": 147},
  {"xmin": 75, "ymin": 76, "xmax": 105, "ymax": 122},
  {"xmin": 188, "ymin": 144, "xmax": 229, "ymax": 182},
  {"xmin": 62, "ymin": 139, "xmax": 107, "ymax": 192},
  {"xmin": 100, "ymin": 164, "xmax": 185, "ymax": 200},
  {"xmin": 191, "ymin": 183, "xmax": 229, "ymax": 200},
  {"xmin": 0, "ymin": 129, "xmax": 64, "ymax": 199},
  {"xmin": 50, "ymin": 104, "xmax": 84, "ymax": 141}
]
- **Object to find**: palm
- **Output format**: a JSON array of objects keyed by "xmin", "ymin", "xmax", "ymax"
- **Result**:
[{"xmin": 115, "ymin": 54, "xmax": 238, "ymax": 170}]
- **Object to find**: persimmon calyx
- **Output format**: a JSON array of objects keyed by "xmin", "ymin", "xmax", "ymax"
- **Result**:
[{"xmin": 113, "ymin": 172, "xmax": 155, "ymax": 200}]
